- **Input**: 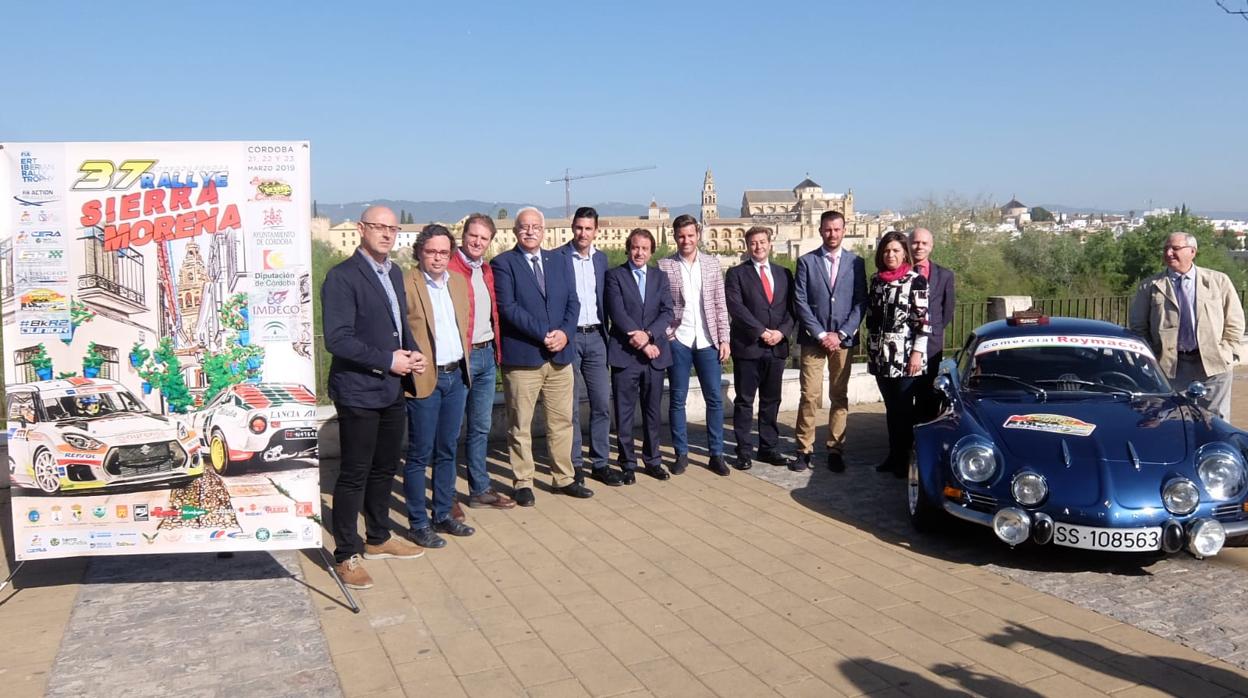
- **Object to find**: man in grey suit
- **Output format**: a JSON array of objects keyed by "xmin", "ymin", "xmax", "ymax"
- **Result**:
[
  {"xmin": 794, "ymin": 210, "xmax": 867, "ymax": 472},
  {"xmin": 910, "ymin": 227, "xmax": 955, "ymax": 421}
]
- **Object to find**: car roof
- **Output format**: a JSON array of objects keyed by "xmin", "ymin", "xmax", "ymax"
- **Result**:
[
  {"xmin": 972, "ymin": 317, "xmax": 1135, "ymax": 343},
  {"xmin": 7, "ymin": 377, "xmax": 124, "ymax": 397}
]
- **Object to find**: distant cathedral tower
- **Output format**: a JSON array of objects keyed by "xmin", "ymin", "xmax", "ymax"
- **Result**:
[
  {"xmin": 176, "ymin": 241, "xmax": 209, "ymax": 342},
  {"xmin": 701, "ymin": 168, "xmax": 718, "ymax": 223}
]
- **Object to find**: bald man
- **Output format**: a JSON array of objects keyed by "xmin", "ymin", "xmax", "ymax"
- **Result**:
[
  {"xmin": 909, "ymin": 228, "xmax": 955, "ymax": 421},
  {"xmin": 322, "ymin": 205, "xmax": 428, "ymax": 589}
]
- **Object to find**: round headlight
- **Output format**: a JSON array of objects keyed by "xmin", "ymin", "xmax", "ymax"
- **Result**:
[
  {"xmin": 1011, "ymin": 472, "xmax": 1048, "ymax": 506},
  {"xmin": 1196, "ymin": 443, "xmax": 1247, "ymax": 501},
  {"xmin": 1162, "ymin": 478, "xmax": 1200, "ymax": 516},
  {"xmin": 953, "ymin": 437, "xmax": 998, "ymax": 484},
  {"xmin": 1187, "ymin": 518, "xmax": 1226, "ymax": 557},
  {"xmin": 992, "ymin": 507, "xmax": 1031, "ymax": 545}
]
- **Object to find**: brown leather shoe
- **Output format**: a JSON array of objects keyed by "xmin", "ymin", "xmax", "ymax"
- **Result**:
[
  {"xmin": 467, "ymin": 490, "xmax": 517, "ymax": 509},
  {"xmin": 451, "ymin": 500, "xmax": 467, "ymax": 522},
  {"xmin": 363, "ymin": 537, "xmax": 426, "ymax": 560},
  {"xmin": 333, "ymin": 555, "xmax": 375, "ymax": 589}
]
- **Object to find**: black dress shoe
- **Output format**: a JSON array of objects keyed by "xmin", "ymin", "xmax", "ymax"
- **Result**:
[
  {"xmin": 827, "ymin": 452, "xmax": 845, "ymax": 473},
  {"xmin": 644, "ymin": 464, "xmax": 671, "ymax": 481},
  {"xmin": 411, "ymin": 526, "xmax": 447, "ymax": 549},
  {"xmin": 514, "ymin": 487, "xmax": 536, "ymax": 507},
  {"xmin": 434, "ymin": 519, "xmax": 475, "ymax": 537},
  {"xmin": 620, "ymin": 470, "xmax": 637, "ymax": 485},
  {"xmin": 591, "ymin": 467, "xmax": 623, "ymax": 486},
  {"xmin": 557, "ymin": 482, "xmax": 595, "ymax": 499},
  {"xmin": 797, "ymin": 452, "xmax": 812, "ymax": 469},
  {"xmin": 732, "ymin": 455, "xmax": 751, "ymax": 472},
  {"xmin": 788, "ymin": 458, "xmax": 809, "ymax": 472},
  {"xmin": 758, "ymin": 450, "xmax": 794, "ymax": 467},
  {"xmin": 672, "ymin": 452, "xmax": 689, "ymax": 475}
]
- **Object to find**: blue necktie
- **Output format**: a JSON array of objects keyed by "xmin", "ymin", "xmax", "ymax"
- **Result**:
[
  {"xmin": 530, "ymin": 254, "xmax": 545, "ymax": 296},
  {"xmin": 1176, "ymin": 273, "xmax": 1196, "ymax": 352},
  {"xmin": 634, "ymin": 268, "xmax": 646, "ymax": 303}
]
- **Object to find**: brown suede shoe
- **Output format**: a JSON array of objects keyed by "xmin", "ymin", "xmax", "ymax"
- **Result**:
[
  {"xmin": 333, "ymin": 555, "xmax": 375, "ymax": 589},
  {"xmin": 467, "ymin": 490, "xmax": 517, "ymax": 509},
  {"xmin": 451, "ymin": 500, "xmax": 467, "ymax": 522},
  {"xmin": 363, "ymin": 537, "xmax": 426, "ymax": 560}
]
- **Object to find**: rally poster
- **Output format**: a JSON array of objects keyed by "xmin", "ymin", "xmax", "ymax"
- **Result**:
[{"xmin": 1, "ymin": 141, "xmax": 321, "ymax": 559}]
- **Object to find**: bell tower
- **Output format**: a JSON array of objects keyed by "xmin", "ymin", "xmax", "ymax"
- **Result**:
[{"xmin": 701, "ymin": 168, "xmax": 718, "ymax": 223}]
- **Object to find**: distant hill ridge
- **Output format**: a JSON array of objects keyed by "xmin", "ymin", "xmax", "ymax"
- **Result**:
[{"xmin": 315, "ymin": 200, "xmax": 700, "ymax": 224}]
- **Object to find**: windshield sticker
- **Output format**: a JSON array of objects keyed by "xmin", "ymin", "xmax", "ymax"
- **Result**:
[
  {"xmin": 1003, "ymin": 413, "xmax": 1097, "ymax": 437},
  {"xmin": 975, "ymin": 335, "xmax": 1152, "ymax": 357}
]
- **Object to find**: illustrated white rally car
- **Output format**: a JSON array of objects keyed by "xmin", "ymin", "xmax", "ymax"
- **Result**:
[
  {"xmin": 188, "ymin": 383, "xmax": 319, "ymax": 475},
  {"xmin": 6, "ymin": 378, "xmax": 203, "ymax": 494}
]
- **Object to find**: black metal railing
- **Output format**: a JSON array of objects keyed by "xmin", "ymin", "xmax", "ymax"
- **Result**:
[{"xmin": 78, "ymin": 274, "xmax": 145, "ymax": 305}]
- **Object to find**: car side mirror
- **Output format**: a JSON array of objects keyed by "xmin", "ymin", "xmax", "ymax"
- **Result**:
[{"xmin": 1186, "ymin": 381, "xmax": 1208, "ymax": 400}]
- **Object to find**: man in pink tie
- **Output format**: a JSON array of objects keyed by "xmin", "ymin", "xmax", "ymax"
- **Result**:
[{"xmin": 794, "ymin": 211, "xmax": 867, "ymax": 472}]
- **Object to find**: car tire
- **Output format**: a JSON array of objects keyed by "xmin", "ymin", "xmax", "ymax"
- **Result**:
[
  {"xmin": 32, "ymin": 448, "xmax": 62, "ymax": 494},
  {"xmin": 907, "ymin": 452, "xmax": 944, "ymax": 533},
  {"xmin": 209, "ymin": 429, "xmax": 236, "ymax": 476}
]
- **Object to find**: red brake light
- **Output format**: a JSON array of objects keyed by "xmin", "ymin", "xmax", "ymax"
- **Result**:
[{"xmin": 249, "ymin": 415, "xmax": 268, "ymax": 434}]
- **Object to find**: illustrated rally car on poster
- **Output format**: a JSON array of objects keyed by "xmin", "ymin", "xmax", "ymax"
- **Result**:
[
  {"xmin": 910, "ymin": 313, "xmax": 1248, "ymax": 558},
  {"xmin": 188, "ymin": 383, "xmax": 319, "ymax": 475},
  {"xmin": 6, "ymin": 378, "xmax": 203, "ymax": 494}
]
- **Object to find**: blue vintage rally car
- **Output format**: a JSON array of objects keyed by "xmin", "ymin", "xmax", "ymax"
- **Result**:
[{"xmin": 911, "ymin": 313, "xmax": 1248, "ymax": 558}]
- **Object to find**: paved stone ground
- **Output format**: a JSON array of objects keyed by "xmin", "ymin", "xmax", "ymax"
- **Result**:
[
  {"xmin": 43, "ymin": 551, "xmax": 340, "ymax": 697},
  {"xmin": 749, "ymin": 374, "xmax": 1248, "ymax": 673}
]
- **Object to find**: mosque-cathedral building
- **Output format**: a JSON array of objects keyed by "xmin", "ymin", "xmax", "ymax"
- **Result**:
[{"xmin": 314, "ymin": 170, "xmax": 891, "ymax": 262}]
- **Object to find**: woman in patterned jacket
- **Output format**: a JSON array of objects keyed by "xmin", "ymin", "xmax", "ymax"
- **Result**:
[{"xmin": 865, "ymin": 231, "xmax": 932, "ymax": 478}]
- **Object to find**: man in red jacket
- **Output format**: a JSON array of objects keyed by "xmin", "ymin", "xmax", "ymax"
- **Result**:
[{"xmin": 447, "ymin": 213, "xmax": 516, "ymax": 510}]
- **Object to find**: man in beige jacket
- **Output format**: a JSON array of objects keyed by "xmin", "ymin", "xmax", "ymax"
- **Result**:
[{"xmin": 1129, "ymin": 231, "xmax": 1244, "ymax": 420}]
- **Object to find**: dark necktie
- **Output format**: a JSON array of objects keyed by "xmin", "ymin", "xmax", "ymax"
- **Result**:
[{"xmin": 530, "ymin": 254, "xmax": 545, "ymax": 296}]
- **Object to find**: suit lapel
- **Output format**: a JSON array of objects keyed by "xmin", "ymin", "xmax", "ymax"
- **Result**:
[
  {"xmin": 1154, "ymin": 274, "xmax": 1178, "ymax": 311},
  {"xmin": 355, "ymin": 254, "xmax": 392, "ymax": 308}
]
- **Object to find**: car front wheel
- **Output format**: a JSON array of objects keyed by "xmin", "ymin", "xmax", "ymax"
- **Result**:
[
  {"xmin": 908, "ymin": 452, "xmax": 944, "ymax": 533},
  {"xmin": 33, "ymin": 449, "xmax": 62, "ymax": 494},
  {"xmin": 209, "ymin": 429, "xmax": 235, "ymax": 475}
]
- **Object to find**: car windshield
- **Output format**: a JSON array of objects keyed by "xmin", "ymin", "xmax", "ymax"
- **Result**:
[
  {"xmin": 964, "ymin": 334, "xmax": 1171, "ymax": 396},
  {"xmin": 43, "ymin": 390, "xmax": 148, "ymax": 419}
]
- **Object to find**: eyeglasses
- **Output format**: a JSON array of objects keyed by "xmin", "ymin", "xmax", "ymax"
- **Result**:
[
  {"xmin": 360, "ymin": 221, "xmax": 401, "ymax": 234},
  {"xmin": 1162, "ymin": 245, "xmax": 1193, "ymax": 252},
  {"xmin": 421, "ymin": 249, "xmax": 452, "ymax": 258},
  {"xmin": 517, "ymin": 224, "xmax": 544, "ymax": 233}
]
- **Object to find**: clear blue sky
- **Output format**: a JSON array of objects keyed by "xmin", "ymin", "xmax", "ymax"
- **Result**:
[{"xmin": 3, "ymin": 1, "xmax": 1246, "ymax": 213}]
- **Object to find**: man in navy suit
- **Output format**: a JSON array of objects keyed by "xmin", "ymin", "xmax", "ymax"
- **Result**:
[
  {"xmin": 605, "ymin": 229, "xmax": 674, "ymax": 483},
  {"xmin": 725, "ymin": 227, "xmax": 798, "ymax": 473},
  {"xmin": 559, "ymin": 207, "xmax": 620, "ymax": 487},
  {"xmin": 794, "ymin": 210, "xmax": 867, "ymax": 472},
  {"xmin": 910, "ymin": 228, "xmax": 956, "ymax": 421},
  {"xmin": 322, "ymin": 205, "xmax": 427, "ymax": 589},
  {"xmin": 492, "ymin": 207, "xmax": 595, "ymax": 506}
]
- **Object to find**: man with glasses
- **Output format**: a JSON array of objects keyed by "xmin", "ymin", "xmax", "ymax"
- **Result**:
[
  {"xmin": 401, "ymin": 225, "xmax": 477, "ymax": 549},
  {"xmin": 448, "ymin": 214, "xmax": 516, "ymax": 511},
  {"xmin": 322, "ymin": 205, "xmax": 427, "ymax": 589},
  {"xmin": 559, "ymin": 207, "xmax": 620, "ymax": 486},
  {"xmin": 1129, "ymin": 231, "xmax": 1244, "ymax": 420},
  {"xmin": 491, "ymin": 207, "xmax": 594, "ymax": 506}
]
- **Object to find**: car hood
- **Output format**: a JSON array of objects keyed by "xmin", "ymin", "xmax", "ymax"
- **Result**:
[
  {"xmin": 59, "ymin": 413, "xmax": 175, "ymax": 442},
  {"xmin": 971, "ymin": 397, "xmax": 1197, "ymax": 511}
]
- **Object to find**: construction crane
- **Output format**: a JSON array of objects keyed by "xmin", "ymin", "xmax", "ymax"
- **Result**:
[{"xmin": 546, "ymin": 165, "xmax": 657, "ymax": 218}]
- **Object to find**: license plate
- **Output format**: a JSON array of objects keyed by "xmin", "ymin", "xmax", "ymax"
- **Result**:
[
  {"xmin": 1052, "ymin": 522, "xmax": 1161, "ymax": 551},
  {"xmin": 285, "ymin": 428, "xmax": 317, "ymax": 440}
]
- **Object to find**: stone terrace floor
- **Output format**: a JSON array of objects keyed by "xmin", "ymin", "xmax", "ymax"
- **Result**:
[{"xmin": 4, "ymin": 373, "xmax": 1248, "ymax": 697}]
